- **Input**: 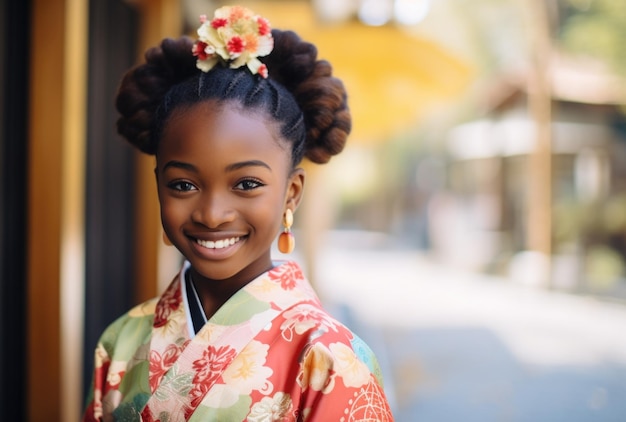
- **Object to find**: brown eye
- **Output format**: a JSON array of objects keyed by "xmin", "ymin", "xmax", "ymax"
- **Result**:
[
  {"xmin": 234, "ymin": 179, "xmax": 264, "ymax": 191},
  {"xmin": 168, "ymin": 181, "xmax": 197, "ymax": 192}
]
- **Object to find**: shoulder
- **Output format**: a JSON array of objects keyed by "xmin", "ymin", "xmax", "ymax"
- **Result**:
[
  {"xmin": 282, "ymin": 303, "xmax": 394, "ymax": 419},
  {"xmin": 281, "ymin": 302, "xmax": 385, "ymax": 387}
]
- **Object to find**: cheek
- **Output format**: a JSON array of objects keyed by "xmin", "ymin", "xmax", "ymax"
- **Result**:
[
  {"xmin": 242, "ymin": 194, "xmax": 281, "ymax": 230},
  {"xmin": 263, "ymin": 197, "xmax": 288, "ymax": 233},
  {"xmin": 159, "ymin": 196, "xmax": 187, "ymax": 229}
]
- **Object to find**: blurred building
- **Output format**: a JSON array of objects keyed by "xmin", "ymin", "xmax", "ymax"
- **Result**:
[{"xmin": 441, "ymin": 52, "xmax": 626, "ymax": 296}]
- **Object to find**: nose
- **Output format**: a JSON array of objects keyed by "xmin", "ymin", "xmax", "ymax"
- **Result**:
[{"xmin": 191, "ymin": 190, "xmax": 236, "ymax": 228}]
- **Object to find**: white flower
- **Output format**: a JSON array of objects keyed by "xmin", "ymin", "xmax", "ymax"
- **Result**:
[
  {"xmin": 192, "ymin": 6, "xmax": 273, "ymax": 78},
  {"xmin": 296, "ymin": 343, "xmax": 336, "ymax": 393},
  {"xmin": 247, "ymin": 392, "xmax": 293, "ymax": 422},
  {"xmin": 329, "ymin": 342, "xmax": 371, "ymax": 388},
  {"xmin": 222, "ymin": 340, "xmax": 274, "ymax": 395}
]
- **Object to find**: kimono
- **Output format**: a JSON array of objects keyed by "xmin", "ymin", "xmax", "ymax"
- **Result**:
[{"xmin": 83, "ymin": 260, "xmax": 394, "ymax": 421}]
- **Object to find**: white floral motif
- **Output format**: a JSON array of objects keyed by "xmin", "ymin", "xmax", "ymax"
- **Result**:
[
  {"xmin": 329, "ymin": 343, "xmax": 371, "ymax": 388},
  {"xmin": 94, "ymin": 343, "xmax": 108, "ymax": 369},
  {"xmin": 247, "ymin": 392, "xmax": 293, "ymax": 422},
  {"xmin": 280, "ymin": 304, "xmax": 339, "ymax": 342},
  {"xmin": 152, "ymin": 308, "xmax": 185, "ymax": 339},
  {"xmin": 222, "ymin": 340, "xmax": 274, "ymax": 395},
  {"xmin": 248, "ymin": 277, "xmax": 308, "ymax": 308},
  {"xmin": 195, "ymin": 323, "xmax": 227, "ymax": 343},
  {"xmin": 296, "ymin": 343, "xmax": 336, "ymax": 393}
]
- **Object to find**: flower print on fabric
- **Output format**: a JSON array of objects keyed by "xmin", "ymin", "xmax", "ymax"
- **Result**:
[
  {"xmin": 153, "ymin": 282, "xmax": 182, "ymax": 328},
  {"xmin": 247, "ymin": 277, "xmax": 309, "ymax": 309},
  {"xmin": 343, "ymin": 380, "xmax": 395, "ymax": 422},
  {"xmin": 247, "ymin": 392, "xmax": 293, "ymax": 422},
  {"xmin": 149, "ymin": 340, "xmax": 190, "ymax": 392},
  {"xmin": 222, "ymin": 340, "xmax": 273, "ymax": 395},
  {"xmin": 268, "ymin": 261, "xmax": 305, "ymax": 290},
  {"xmin": 194, "ymin": 322, "xmax": 228, "ymax": 344},
  {"xmin": 280, "ymin": 303, "xmax": 339, "ymax": 342},
  {"xmin": 297, "ymin": 343, "xmax": 336, "ymax": 393},
  {"xmin": 105, "ymin": 361, "xmax": 127, "ymax": 390},
  {"xmin": 82, "ymin": 261, "xmax": 395, "ymax": 421},
  {"xmin": 189, "ymin": 345, "xmax": 238, "ymax": 409},
  {"xmin": 91, "ymin": 344, "xmax": 110, "ymax": 420},
  {"xmin": 329, "ymin": 342, "xmax": 371, "ymax": 389}
]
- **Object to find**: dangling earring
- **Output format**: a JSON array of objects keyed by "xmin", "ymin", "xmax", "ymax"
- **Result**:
[
  {"xmin": 162, "ymin": 231, "xmax": 173, "ymax": 246},
  {"xmin": 278, "ymin": 209, "xmax": 295, "ymax": 254}
]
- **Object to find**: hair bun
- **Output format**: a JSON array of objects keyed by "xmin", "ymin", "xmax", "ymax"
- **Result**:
[
  {"xmin": 265, "ymin": 30, "xmax": 351, "ymax": 164},
  {"xmin": 116, "ymin": 30, "xmax": 351, "ymax": 162},
  {"xmin": 115, "ymin": 37, "xmax": 197, "ymax": 154}
]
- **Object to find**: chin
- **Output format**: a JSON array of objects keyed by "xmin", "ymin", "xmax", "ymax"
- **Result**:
[{"xmin": 193, "ymin": 265, "xmax": 239, "ymax": 282}]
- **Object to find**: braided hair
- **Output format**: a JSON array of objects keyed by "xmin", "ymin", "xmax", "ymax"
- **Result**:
[{"xmin": 115, "ymin": 30, "xmax": 350, "ymax": 168}]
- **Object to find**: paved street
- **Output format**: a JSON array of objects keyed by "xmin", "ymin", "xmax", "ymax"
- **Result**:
[{"xmin": 298, "ymin": 233, "xmax": 626, "ymax": 421}]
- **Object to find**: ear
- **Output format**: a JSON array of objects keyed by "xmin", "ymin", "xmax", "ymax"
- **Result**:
[{"xmin": 284, "ymin": 167, "xmax": 305, "ymax": 212}]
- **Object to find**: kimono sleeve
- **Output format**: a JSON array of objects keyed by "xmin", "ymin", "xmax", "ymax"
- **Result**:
[
  {"xmin": 82, "ymin": 300, "xmax": 157, "ymax": 421},
  {"xmin": 295, "ymin": 335, "xmax": 395, "ymax": 421}
]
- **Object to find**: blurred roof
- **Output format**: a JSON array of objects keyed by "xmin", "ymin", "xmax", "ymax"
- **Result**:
[{"xmin": 483, "ymin": 51, "xmax": 626, "ymax": 113}]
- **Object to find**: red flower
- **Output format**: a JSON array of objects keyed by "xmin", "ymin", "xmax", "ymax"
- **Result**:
[
  {"xmin": 192, "ymin": 41, "xmax": 209, "ymax": 60},
  {"xmin": 153, "ymin": 284, "xmax": 181, "ymax": 328},
  {"xmin": 269, "ymin": 262, "xmax": 304, "ymax": 290},
  {"xmin": 211, "ymin": 17, "xmax": 227, "ymax": 29},
  {"xmin": 192, "ymin": 345, "xmax": 237, "ymax": 386},
  {"xmin": 186, "ymin": 345, "xmax": 237, "ymax": 411},
  {"xmin": 258, "ymin": 64, "xmax": 268, "ymax": 79},
  {"xmin": 257, "ymin": 17, "xmax": 271, "ymax": 36},
  {"xmin": 141, "ymin": 408, "xmax": 161, "ymax": 422},
  {"xmin": 149, "ymin": 342, "xmax": 188, "ymax": 391},
  {"xmin": 227, "ymin": 36, "xmax": 245, "ymax": 55}
]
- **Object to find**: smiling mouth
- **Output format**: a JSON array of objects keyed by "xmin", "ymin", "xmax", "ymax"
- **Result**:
[{"xmin": 196, "ymin": 237, "xmax": 241, "ymax": 250}]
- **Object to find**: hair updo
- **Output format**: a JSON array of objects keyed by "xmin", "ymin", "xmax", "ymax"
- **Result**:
[{"xmin": 115, "ymin": 29, "xmax": 350, "ymax": 166}]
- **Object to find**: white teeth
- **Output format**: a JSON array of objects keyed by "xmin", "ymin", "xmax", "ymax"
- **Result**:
[{"xmin": 196, "ymin": 237, "xmax": 240, "ymax": 250}]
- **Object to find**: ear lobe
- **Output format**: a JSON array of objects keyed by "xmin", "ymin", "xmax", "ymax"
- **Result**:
[{"xmin": 286, "ymin": 167, "xmax": 305, "ymax": 210}]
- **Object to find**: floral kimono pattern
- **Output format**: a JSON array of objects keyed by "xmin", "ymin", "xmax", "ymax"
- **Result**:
[{"xmin": 83, "ymin": 261, "xmax": 394, "ymax": 421}]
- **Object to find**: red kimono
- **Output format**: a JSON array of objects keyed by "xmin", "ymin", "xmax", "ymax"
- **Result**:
[{"xmin": 83, "ymin": 260, "xmax": 394, "ymax": 421}]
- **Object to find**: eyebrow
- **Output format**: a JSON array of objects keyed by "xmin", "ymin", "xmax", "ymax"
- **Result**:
[
  {"xmin": 225, "ymin": 160, "xmax": 272, "ymax": 172},
  {"xmin": 162, "ymin": 160, "xmax": 198, "ymax": 173}
]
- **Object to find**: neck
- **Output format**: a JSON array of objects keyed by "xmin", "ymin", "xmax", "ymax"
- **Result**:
[{"xmin": 189, "ymin": 262, "xmax": 273, "ymax": 320}]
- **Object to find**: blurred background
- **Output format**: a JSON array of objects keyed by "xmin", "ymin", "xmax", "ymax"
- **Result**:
[{"xmin": 2, "ymin": 0, "xmax": 626, "ymax": 420}]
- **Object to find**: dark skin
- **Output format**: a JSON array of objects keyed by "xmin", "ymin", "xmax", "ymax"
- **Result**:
[{"xmin": 155, "ymin": 100, "xmax": 305, "ymax": 319}]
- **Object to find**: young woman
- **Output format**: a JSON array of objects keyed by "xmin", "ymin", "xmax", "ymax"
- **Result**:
[{"xmin": 83, "ymin": 6, "xmax": 393, "ymax": 421}]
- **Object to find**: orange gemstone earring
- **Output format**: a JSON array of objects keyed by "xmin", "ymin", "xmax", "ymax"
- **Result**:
[{"xmin": 278, "ymin": 209, "xmax": 295, "ymax": 254}]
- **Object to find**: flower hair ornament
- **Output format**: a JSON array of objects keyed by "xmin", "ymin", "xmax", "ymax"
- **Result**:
[{"xmin": 192, "ymin": 6, "xmax": 273, "ymax": 78}]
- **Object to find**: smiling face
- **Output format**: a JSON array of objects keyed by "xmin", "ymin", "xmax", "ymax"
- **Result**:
[{"xmin": 156, "ymin": 100, "xmax": 304, "ymax": 286}]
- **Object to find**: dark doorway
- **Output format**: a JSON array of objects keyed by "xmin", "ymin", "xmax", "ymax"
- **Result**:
[
  {"xmin": 0, "ymin": 0, "xmax": 30, "ymax": 420},
  {"xmin": 82, "ymin": 0, "xmax": 139, "ymax": 401}
]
